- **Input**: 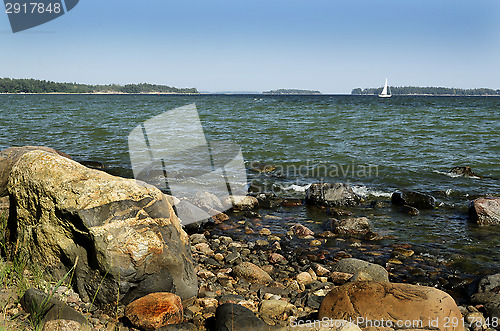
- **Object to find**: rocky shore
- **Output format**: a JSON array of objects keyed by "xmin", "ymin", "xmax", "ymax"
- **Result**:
[{"xmin": 0, "ymin": 147, "xmax": 498, "ymax": 330}]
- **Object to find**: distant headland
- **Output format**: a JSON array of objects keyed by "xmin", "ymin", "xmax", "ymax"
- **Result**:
[
  {"xmin": 0, "ymin": 78, "xmax": 198, "ymax": 94},
  {"xmin": 352, "ymin": 86, "xmax": 500, "ymax": 96},
  {"xmin": 262, "ymin": 89, "xmax": 321, "ymax": 95}
]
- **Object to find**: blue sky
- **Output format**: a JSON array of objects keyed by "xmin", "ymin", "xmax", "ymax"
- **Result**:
[{"xmin": 1, "ymin": 0, "xmax": 499, "ymax": 93}]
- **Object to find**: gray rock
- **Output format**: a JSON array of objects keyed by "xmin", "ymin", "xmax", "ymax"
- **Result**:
[
  {"xmin": 469, "ymin": 197, "xmax": 500, "ymax": 226},
  {"xmin": 306, "ymin": 183, "xmax": 363, "ymax": 207},
  {"xmin": 8, "ymin": 150, "xmax": 197, "ymax": 306},
  {"xmin": 20, "ymin": 288, "xmax": 88, "ymax": 326},
  {"xmin": 325, "ymin": 217, "xmax": 372, "ymax": 236},
  {"xmin": 225, "ymin": 251, "xmax": 241, "ymax": 264},
  {"xmin": 391, "ymin": 190, "xmax": 436, "ymax": 209},
  {"xmin": 256, "ymin": 193, "xmax": 283, "ymax": 209},
  {"xmin": 401, "ymin": 205, "xmax": 419, "ymax": 216},
  {"xmin": 214, "ymin": 303, "xmax": 278, "ymax": 331},
  {"xmin": 331, "ymin": 258, "xmax": 389, "ymax": 282},
  {"xmin": 471, "ymin": 273, "xmax": 500, "ymax": 319}
]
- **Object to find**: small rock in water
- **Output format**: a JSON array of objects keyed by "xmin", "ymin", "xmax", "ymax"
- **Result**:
[
  {"xmin": 401, "ymin": 205, "xmax": 419, "ymax": 216},
  {"xmin": 259, "ymin": 228, "xmax": 272, "ymax": 236},
  {"xmin": 449, "ymin": 166, "xmax": 481, "ymax": 178},
  {"xmin": 391, "ymin": 190, "xmax": 436, "ymax": 209},
  {"xmin": 291, "ymin": 223, "xmax": 315, "ymax": 237},
  {"xmin": 305, "ymin": 182, "xmax": 363, "ymax": 207},
  {"xmin": 325, "ymin": 217, "xmax": 372, "ymax": 236}
]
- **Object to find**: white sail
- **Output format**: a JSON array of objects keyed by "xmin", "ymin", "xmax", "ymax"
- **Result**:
[{"xmin": 379, "ymin": 78, "xmax": 391, "ymax": 98}]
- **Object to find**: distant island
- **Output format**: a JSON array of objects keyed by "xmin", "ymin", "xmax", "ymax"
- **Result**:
[
  {"xmin": 262, "ymin": 89, "xmax": 321, "ymax": 95},
  {"xmin": 352, "ymin": 86, "xmax": 500, "ymax": 96},
  {"xmin": 0, "ymin": 78, "xmax": 198, "ymax": 94}
]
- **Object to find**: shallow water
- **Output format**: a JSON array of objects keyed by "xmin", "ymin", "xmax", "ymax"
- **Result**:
[{"xmin": 0, "ymin": 94, "xmax": 498, "ymax": 279}]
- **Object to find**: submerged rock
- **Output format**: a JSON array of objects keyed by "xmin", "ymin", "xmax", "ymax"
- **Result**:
[
  {"xmin": 468, "ymin": 197, "xmax": 500, "ymax": 226},
  {"xmin": 305, "ymin": 183, "xmax": 363, "ymax": 207},
  {"xmin": 7, "ymin": 150, "xmax": 197, "ymax": 306},
  {"xmin": 401, "ymin": 204, "xmax": 419, "ymax": 216},
  {"xmin": 449, "ymin": 166, "xmax": 481, "ymax": 178},
  {"xmin": 324, "ymin": 217, "xmax": 372, "ymax": 236},
  {"xmin": 318, "ymin": 281, "xmax": 465, "ymax": 331},
  {"xmin": 391, "ymin": 190, "xmax": 436, "ymax": 209}
]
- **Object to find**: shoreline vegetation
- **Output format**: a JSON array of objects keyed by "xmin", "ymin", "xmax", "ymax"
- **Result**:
[
  {"xmin": 262, "ymin": 89, "xmax": 322, "ymax": 95},
  {"xmin": 352, "ymin": 86, "xmax": 500, "ymax": 96},
  {"xmin": 0, "ymin": 78, "xmax": 198, "ymax": 94}
]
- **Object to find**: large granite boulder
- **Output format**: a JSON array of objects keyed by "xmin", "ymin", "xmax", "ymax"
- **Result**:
[
  {"xmin": 7, "ymin": 150, "xmax": 197, "ymax": 306},
  {"xmin": 0, "ymin": 146, "xmax": 70, "ymax": 197},
  {"xmin": 305, "ymin": 183, "xmax": 363, "ymax": 207},
  {"xmin": 318, "ymin": 281, "xmax": 464, "ymax": 331},
  {"xmin": 468, "ymin": 197, "xmax": 500, "ymax": 226}
]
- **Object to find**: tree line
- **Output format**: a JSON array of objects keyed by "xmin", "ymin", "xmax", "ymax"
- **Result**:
[
  {"xmin": 351, "ymin": 86, "xmax": 500, "ymax": 96},
  {"xmin": 262, "ymin": 89, "xmax": 321, "ymax": 95},
  {"xmin": 0, "ymin": 78, "xmax": 198, "ymax": 94}
]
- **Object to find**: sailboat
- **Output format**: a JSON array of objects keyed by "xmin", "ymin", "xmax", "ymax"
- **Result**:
[{"xmin": 379, "ymin": 78, "xmax": 392, "ymax": 98}]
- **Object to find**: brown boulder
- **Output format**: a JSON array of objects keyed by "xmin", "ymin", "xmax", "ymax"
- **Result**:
[
  {"xmin": 468, "ymin": 197, "xmax": 500, "ymax": 226},
  {"xmin": 0, "ymin": 146, "xmax": 70, "ymax": 197},
  {"xmin": 125, "ymin": 292, "xmax": 183, "ymax": 331},
  {"xmin": 318, "ymin": 281, "xmax": 464, "ymax": 331}
]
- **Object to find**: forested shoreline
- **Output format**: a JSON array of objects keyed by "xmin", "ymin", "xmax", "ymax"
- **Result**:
[
  {"xmin": 0, "ymin": 78, "xmax": 198, "ymax": 94},
  {"xmin": 352, "ymin": 86, "xmax": 500, "ymax": 96}
]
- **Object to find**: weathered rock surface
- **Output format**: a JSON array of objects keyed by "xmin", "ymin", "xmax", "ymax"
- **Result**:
[
  {"xmin": 259, "ymin": 300, "xmax": 296, "ymax": 319},
  {"xmin": 290, "ymin": 320, "xmax": 362, "ymax": 331},
  {"xmin": 214, "ymin": 303, "xmax": 276, "ymax": 331},
  {"xmin": 468, "ymin": 197, "xmax": 500, "ymax": 226},
  {"xmin": 391, "ymin": 190, "xmax": 436, "ymax": 209},
  {"xmin": 233, "ymin": 262, "xmax": 273, "ymax": 284},
  {"xmin": 318, "ymin": 281, "xmax": 464, "ymax": 331},
  {"xmin": 0, "ymin": 146, "xmax": 70, "ymax": 197},
  {"xmin": 8, "ymin": 150, "xmax": 197, "ymax": 306},
  {"xmin": 471, "ymin": 273, "xmax": 500, "ymax": 319},
  {"xmin": 41, "ymin": 319, "xmax": 83, "ymax": 331},
  {"xmin": 125, "ymin": 292, "xmax": 183, "ymax": 331},
  {"xmin": 20, "ymin": 288, "xmax": 88, "ymax": 326},
  {"xmin": 305, "ymin": 183, "xmax": 363, "ymax": 207},
  {"xmin": 331, "ymin": 258, "xmax": 389, "ymax": 282},
  {"xmin": 325, "ymin": 217, "xmax": 372, "ymax": 236},
  {"xmin": 223, "ymin": 195, "xmax": 259, "ymax": 210}
]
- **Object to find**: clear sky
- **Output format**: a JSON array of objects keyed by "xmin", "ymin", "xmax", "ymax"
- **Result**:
[{"xmin": 1, "ymin": 0, "xmax": 499, "ymax": 93}]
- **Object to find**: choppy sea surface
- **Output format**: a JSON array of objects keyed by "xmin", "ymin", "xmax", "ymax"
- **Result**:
[{"xmin": 1, "ymin": 94, "xmax": 499, "ymax": 284}]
